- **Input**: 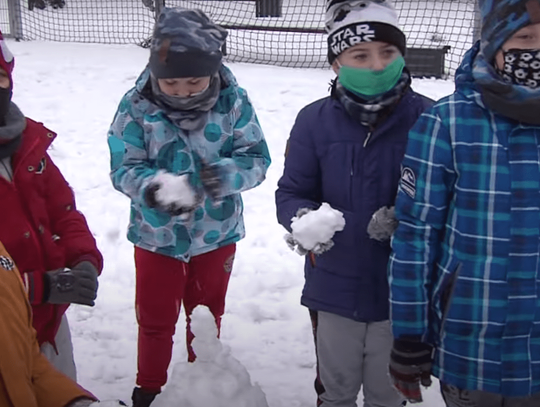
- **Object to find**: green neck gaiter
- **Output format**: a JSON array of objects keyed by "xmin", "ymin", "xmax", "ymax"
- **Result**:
[{"xmin": 338, "ymin": 56, "xmax": 406, "ymax": 98}]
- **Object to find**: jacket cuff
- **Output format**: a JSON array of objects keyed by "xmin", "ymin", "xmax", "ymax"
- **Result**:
[{"xmin": 23, "ymin": 271, "xmax": 46, "ymax": 305}]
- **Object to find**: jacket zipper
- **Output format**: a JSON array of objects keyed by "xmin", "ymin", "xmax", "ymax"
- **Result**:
[
  {"xmin": 439, "ymin": 263, "xmax": 463, "ymax": 334},
  {"xmin": 363, "ymin": 131, "xmax": 372, "ymax": 148}
]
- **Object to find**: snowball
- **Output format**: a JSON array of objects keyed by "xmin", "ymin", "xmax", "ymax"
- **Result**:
[
  {"xmin": 291, "ymin": 203, "xmax": 345, "ymax": 250},
  {"xmin": 153, "ymin": 171, "xmax": 197, "ymax": 208}
]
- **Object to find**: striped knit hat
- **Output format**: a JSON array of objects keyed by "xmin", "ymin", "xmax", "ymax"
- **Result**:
[{"xmin": 325, "ymin": 0, "xmax": 406, "ymax": 64}]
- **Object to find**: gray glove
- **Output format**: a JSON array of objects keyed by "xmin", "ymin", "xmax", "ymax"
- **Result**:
[
  {"xmin": 45, "ymin": 261, "xmax": 98, "ymax": 306},
  {"xmin": 367, "ymin": 206, "xmax": 398, "ymax": 242},
  {"xmin": 285, "ymin": 208, "xmax": 334, "ymax": 256},
  {"xmin": 285, "ymin": 233, "xmax": 309, "ymax": 256},
  {"xmin": 285, "ymin": 233, "xmax": 334, "ymax": 256}
]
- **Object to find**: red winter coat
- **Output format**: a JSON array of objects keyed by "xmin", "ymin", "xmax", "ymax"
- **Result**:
[{"xmin": 0, "ymin": 118, "xmax": 103, "ymax": 345}]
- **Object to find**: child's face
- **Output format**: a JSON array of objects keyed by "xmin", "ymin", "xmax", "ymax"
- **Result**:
[
  {"xmin": 157, "ymin": 76, "xmax": 211, "ymax": 98},
  {"xmin": 495, "ymin": 23, "xmax": 540, "ymax": 69},
  {"xmin": 332, "ymin": 41, "xmax": 401, "ymax": 73},
  {"xmin": 0, "ymin": 68, "xmax": 10, "ymax": 89}
]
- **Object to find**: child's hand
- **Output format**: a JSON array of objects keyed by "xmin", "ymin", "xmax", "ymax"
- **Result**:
[
  {"xmin": 286, "ymin": 205, "xmax": 345, "ymax": 256},
  {"xmin": 389, "ymin": 339, "xmax": 433, "ymax": 403},
  {"xmin": 200, "ymin": 162, "xmax": 222, "ymax": 201},
  {"xmin": 367, "ymin": 206, "xmax": 398, "ymax": 242},
  {"xmin": 45, "ymin": 262, "xmax": 98, "ymax": 307},
  {"xmin": 144, "ymin": 172, "xmax": 199, "ymax": 218}
]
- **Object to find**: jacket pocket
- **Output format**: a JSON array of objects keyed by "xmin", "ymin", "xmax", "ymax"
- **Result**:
[{"xmin": 439, "ymin": 262, "xmax": 462, "ymax": 334}]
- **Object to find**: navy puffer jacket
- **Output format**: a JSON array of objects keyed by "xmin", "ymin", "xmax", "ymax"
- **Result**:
[{"xmin": 276, "ymin": 87, "xmax": 432, "ymax": 322}]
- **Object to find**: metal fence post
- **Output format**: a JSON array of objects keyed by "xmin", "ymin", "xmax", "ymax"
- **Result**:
[
  {"xmin": 155, "ymin": 0, "xmax": 165, "ymax": 19},
  {"xmin": 7, "ymin": 0, "xmax": 23, "ymax": 40},
  {"xmin": 472, "ymin": 0, "xmax": 482, "ymax": 43}
]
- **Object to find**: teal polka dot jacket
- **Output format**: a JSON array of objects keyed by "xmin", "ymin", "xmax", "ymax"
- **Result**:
[{"xmin": 107, "ymin": 65, "xmax": 271, "ymax": 261}]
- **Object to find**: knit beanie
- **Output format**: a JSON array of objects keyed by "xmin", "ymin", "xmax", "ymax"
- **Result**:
[
  {"xmin": 0, "ymin": 31, "xmax": 14, "ymax": 86},
  {"xmin": 325, "ymin": 0, "xmax": 406, "ymax": 65},
  {"xmin": 149, "ymin": 7, "xmax": 228, "ymax": 78},
  {"xmin": 479, "ymin": 0, "xmax": 540, "ymax": 63}
]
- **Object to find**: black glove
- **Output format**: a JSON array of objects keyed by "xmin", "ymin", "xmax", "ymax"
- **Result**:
[
  {"xmin": 44, "ymin": 261, "xmax": 98, "ymax": 306},
  {"xmin": 389, "ymin": 339, "xmax": 433, "ymax": 403},
  {"xmin": 200, "ymin": 162, "xmax": 222, "ymax": 201},
  {"xmin": 144, "ymin": 181, "xmax": 198, "ymax": 217}
]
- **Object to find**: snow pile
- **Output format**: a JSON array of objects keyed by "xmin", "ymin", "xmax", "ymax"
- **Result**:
[
  {"xmin": 153, "ymin": 171, "xmax": 197, "ymax": 208},
  {"xmin": 290, "ymin": 203, "xmax": 345, "ymax": 251},
  {"xmin": 154, "ymin": 306, "xmax": 269, "ymax": 407}
]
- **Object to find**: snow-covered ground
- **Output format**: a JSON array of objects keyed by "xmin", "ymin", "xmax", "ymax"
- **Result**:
[{"xmin": 10, "ymin": 39, "xmax": 455, "ymax": 406}]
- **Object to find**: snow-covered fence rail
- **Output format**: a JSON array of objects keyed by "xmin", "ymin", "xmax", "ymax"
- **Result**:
[{"xmin": 1, "ymin": 0, "xmax": 479, "ymax": 75}]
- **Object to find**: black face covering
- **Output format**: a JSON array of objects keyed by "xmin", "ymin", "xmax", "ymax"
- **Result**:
[
  {"xmin": 496, "ymin": 48, "xmax": 540, "ymax": 88},
  {"xmin": 0, "ymin": 87, "xmax": 12, "ymax": 126}
]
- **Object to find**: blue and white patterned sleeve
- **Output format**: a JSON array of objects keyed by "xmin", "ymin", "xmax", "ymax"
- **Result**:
[
  {"xmin": 209, "ymin": 87, "xmax": 271, "ymax": 198},
  {"xmin": 107, "ymin": 95, "xmax": 157, "ymax": 205}
]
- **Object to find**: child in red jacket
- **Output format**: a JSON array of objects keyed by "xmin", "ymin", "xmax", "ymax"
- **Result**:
[{"xmin": 0, "ymin": 32, "xmax": 102, "ymax": 380}]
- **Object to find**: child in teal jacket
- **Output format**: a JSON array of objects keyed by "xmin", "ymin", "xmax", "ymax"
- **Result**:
[{"xmin": 107, "ymin": 8, "xmax": 270, "ymax": 407}]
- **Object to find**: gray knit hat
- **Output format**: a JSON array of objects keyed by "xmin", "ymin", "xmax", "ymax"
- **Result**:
[{"xmin": 149, "ymin": 7, "xmax": 228, "ymax": 78}]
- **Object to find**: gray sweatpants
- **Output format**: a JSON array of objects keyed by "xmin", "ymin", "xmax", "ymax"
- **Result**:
[
  {"xmin": 40, "ymin": 314, "xmax": 77, "ymax": 381},
  {"xmin": 317, "ymin": 311, "xmax": 403, "ymax": 407},
  {"xmin": 442, "ymin": 383, "xmax": 540, "ymax": 407}
]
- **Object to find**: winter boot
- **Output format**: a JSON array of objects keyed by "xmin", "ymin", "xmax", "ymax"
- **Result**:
[{"xmin": 132, "ymin": 387, "xmax": 158, "ymax": 407}]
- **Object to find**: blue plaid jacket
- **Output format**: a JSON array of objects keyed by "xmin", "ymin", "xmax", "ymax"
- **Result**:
[{"xmin": 390, "ymin": 43, "xmax": 540, "ymax": 397}]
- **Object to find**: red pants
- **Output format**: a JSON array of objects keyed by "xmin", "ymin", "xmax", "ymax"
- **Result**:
[{"xmin": 134, "ymin": 244, "xmax": 236, "ymax": 391}]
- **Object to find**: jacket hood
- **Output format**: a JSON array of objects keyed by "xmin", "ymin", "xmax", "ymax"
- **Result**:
[{"xmin": 479, "ymin": 0, "xmax": 540, "ymax": 63}]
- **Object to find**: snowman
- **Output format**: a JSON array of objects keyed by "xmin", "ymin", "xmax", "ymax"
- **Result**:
[{"xmin": 154, "ymin": 306, "xmax": 269, "ymax": 407}]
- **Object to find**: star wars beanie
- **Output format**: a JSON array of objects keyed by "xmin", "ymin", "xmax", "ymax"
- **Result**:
[
  {"xmin": 0, "ymin": 31, "xmax": 14, "ymax": 85},
  {"xmin": 149, "ymin": 7, "xmax": 228, "ymax": 78},
  {"xmin": 325, "ymin": 0, "xmax": 406, "ymax": 65},
  {"xmin": 479, "ymin": 0, "xmax": 540, "ymax": 62}
]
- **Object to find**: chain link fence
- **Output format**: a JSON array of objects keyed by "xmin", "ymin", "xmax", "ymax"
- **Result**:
[{"xmin": 1, "ymin": 0, "xmax": 479, "ymax": 75}]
